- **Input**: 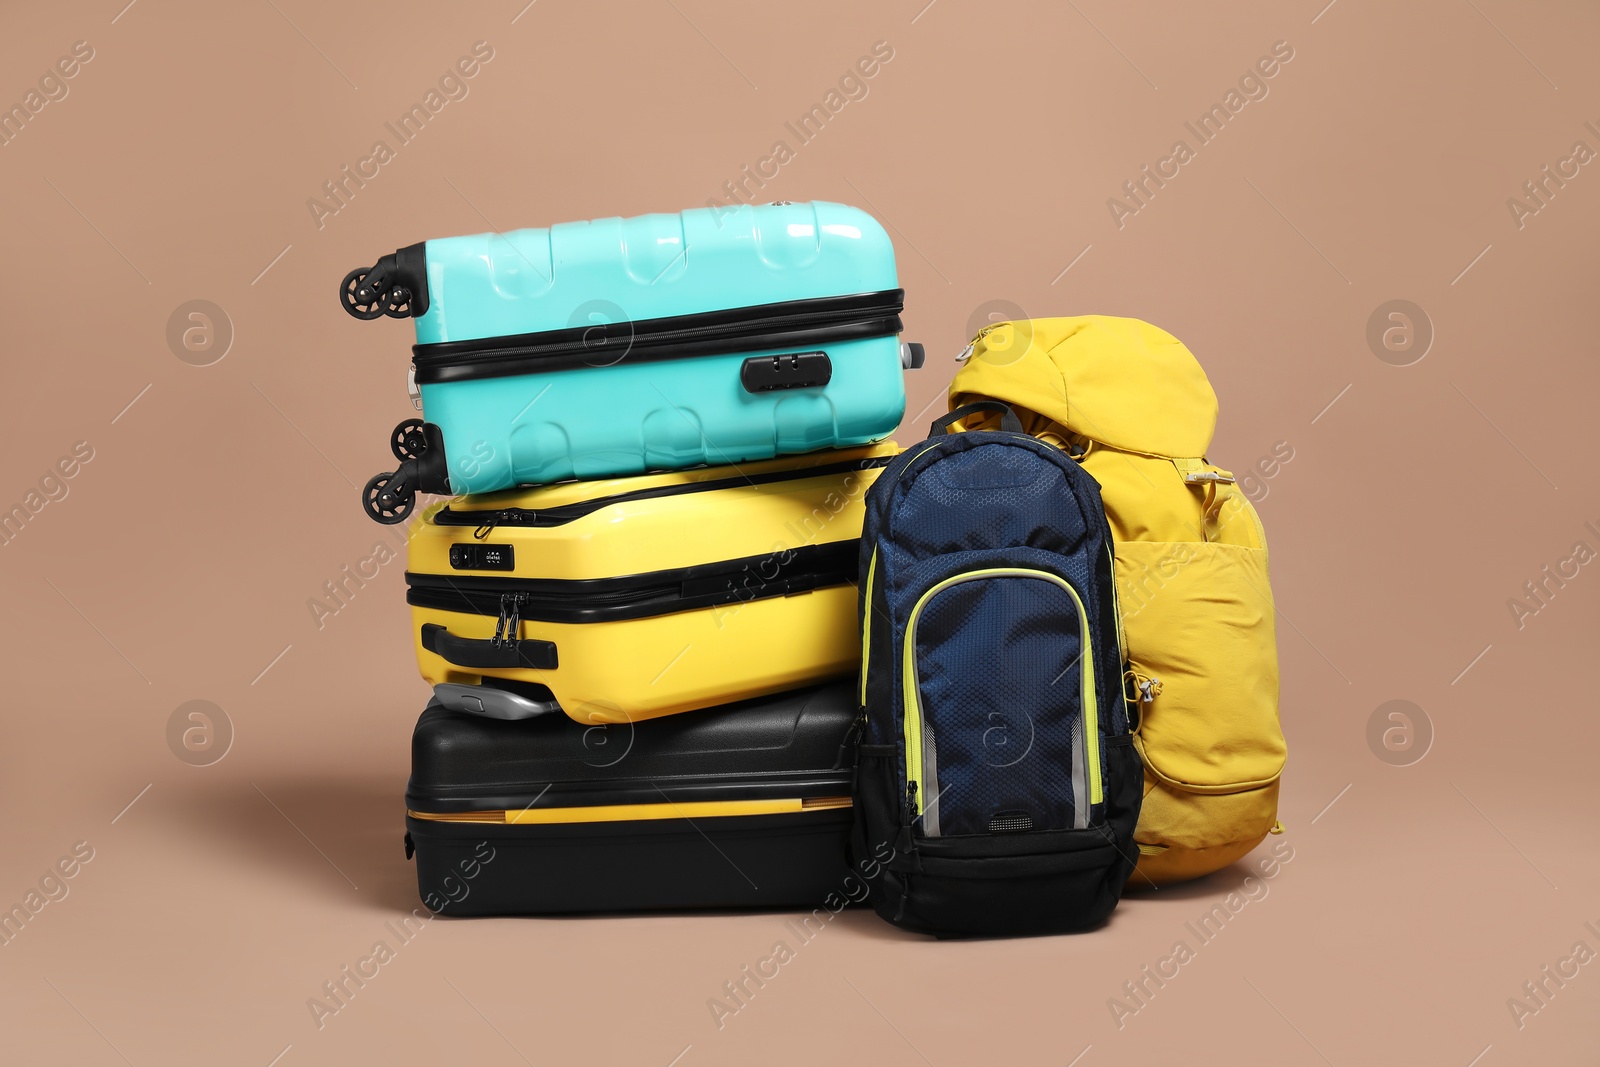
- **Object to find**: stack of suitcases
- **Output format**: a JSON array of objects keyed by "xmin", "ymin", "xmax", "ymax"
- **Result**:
[{"xmin": 341, "ymin": 201, "xmax": 924, "ymax": 915}]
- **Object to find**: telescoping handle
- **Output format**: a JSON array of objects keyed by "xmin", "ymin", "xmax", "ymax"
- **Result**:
[{"xmin": 928, "ymin": 401, "xmax": 1023, "ymax": 437}]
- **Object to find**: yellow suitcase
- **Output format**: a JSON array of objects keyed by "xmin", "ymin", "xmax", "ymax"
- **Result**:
[{"xmin": 406, "ymin": 443, "xmax": 897, "ymax": 724}]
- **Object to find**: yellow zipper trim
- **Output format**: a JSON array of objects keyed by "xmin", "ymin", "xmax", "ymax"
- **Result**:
[
  {"xmin": 901, "ymin": 567, "xmax": 1102, "ymax": 816},
  {"xmin": 408, "ymin": 796, "xmax": 851, "ymax": 825},
  {"xmin": 860, "ymin": 547, "xmax": 878, "ymax": 705}
]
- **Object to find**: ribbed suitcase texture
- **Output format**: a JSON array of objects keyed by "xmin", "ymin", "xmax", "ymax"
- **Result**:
[
  {"xmin": 345, "ymin": 202, "xmax": 913, "ymax": 521},
  {"xmin": 406, "ymin": 442, "xmax": 896, "ymax": 723},
  {"xmin": 405, "ymin": 683, "xmax": 859, "ymax": 915}
]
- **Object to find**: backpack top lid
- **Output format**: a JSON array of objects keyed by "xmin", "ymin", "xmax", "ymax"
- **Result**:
[{"xmin": 949, "ymin": 315, "xmax": 1218, "ymax": 459}]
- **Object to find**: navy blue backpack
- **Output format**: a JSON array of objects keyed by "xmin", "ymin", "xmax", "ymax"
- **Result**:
[{"xmin": 852, "ymin": 402, "xmax": 1141, "ymax": 936}]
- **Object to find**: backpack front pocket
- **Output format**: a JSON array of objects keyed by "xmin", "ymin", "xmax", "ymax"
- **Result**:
[{"xmin": 902, "ymin": 567, "xmax": 1102, "ymax": 837}]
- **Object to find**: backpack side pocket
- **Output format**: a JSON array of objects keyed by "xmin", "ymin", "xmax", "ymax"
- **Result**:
[{"xmin": 1115, "ymin": 538, "xmax": 1285, "ymax": 883}]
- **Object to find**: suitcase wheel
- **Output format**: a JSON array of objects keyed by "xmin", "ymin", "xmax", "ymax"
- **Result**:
[
  {"xmin": 362, "ymin": 471, "xmax": 415, "ymax": 525},
  {"xmin": 380, "ymin": 286, "xmax": 415, "ymax": 319},
  {"xmin": 341, "ymin": 268, "xmax": 388, "ymax": 320},
  {"xmin": 341, "ymin": 246, "xmax": 428, "ymax": 320},
  {"xmin": 390, "ymin": 418, "xmax": 429, "ymax": 462}
]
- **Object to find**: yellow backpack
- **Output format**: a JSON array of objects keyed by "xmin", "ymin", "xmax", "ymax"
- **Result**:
[{"xmin": 948, "ymin": 315, "xmax": 1285, "ymax": 885}]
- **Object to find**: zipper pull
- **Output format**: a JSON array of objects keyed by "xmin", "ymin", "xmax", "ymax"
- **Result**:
[
  {"xmin": 491, "ymin": 594, "xmax": 511, "ymax": 646},
  {"xmin": 833, "ymin": 719, "xmax": 861, "ymax": 771},
  {"xmin": 475, "ymin": 508, "xmax": 533, "ymax": 539},
  {"xmin": 491, "ymin": 593, "xmax": 525, "ymax": 648},
  {"xmin": 955, "ymin": 323, "xmax": 1007, "ymax": 364},
  {"xmin": 895, "ymin": 781, "xmax": 919, "ymax": 856},
  {"xmin": 474, "ymin": 511, "xmax": 505, "ymax": 540},
  {"xmin": 505, "ymin": 595, "xmax": 523, "ymax": 647}
]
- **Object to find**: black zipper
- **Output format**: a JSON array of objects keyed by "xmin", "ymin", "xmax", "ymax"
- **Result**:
[
  {"xmin": 411, "ymin": 290, "xmax": 904, "ymax": 385},
  {"xmin": 436, "ymin": 452, "xmax": 897, "ymax": 537},
  {"xmin": 406, "ymin": 540, "xmax": 857, "ymax": 625},
  {"xmin": 893, "ymin": 780, "xmax": 920, "ymax": 876},
  {"xmin": 491, "ymin": 593, "xmax": 526, "ymax": 647}
]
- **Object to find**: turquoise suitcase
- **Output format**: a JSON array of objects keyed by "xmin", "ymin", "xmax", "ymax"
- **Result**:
[{"xmin": 341, "ymin": 201, "xmax": 920, "ymax": 523}]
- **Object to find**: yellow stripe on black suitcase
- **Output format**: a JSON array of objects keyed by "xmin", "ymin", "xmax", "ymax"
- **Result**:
[{"xmin": 406, "ymin": 442, "xmax": 897, "ymax": 724}]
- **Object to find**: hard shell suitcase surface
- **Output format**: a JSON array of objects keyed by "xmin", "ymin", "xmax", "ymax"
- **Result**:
[
  {"xmin": 343, "ymin": 201, "xmax": 921, "ymax": 523},
  {"xmin": 405, "ymin": 683, "xmax": 859, "ymax": 916},
  {"xmin": 407, "ymin": 442, "xmax": 897, "ymax": 724}
]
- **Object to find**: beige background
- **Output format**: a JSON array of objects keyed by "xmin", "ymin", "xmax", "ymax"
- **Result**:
[{"xmin": 2, "ymin": 0, "xmax": 1597, "ymax": 1063}]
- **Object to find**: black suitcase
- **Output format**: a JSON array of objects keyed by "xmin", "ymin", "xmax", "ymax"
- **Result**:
[{"xmin": 405, "ymin": 683, "xmax": 858, "ymax": 915}]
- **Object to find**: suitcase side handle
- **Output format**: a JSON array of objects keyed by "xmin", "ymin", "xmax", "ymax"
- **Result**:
[{"xmin": 420, "ymin": 623, "xmax": 559, "ymax": 671}]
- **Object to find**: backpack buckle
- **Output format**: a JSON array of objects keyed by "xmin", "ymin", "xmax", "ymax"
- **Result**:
[{"xmin": 1174, "ymin": 457, "xmax": 1235, "ymax": 484}]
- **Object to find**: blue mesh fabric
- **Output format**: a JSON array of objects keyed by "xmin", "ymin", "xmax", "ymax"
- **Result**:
[
  {"xmin": 890, "ymin": 446, "xmax": 1089, "ymax": 559},
  {"xmin": 913, "ymin": 573, "xmax": 1084, "ymax": 835}
]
